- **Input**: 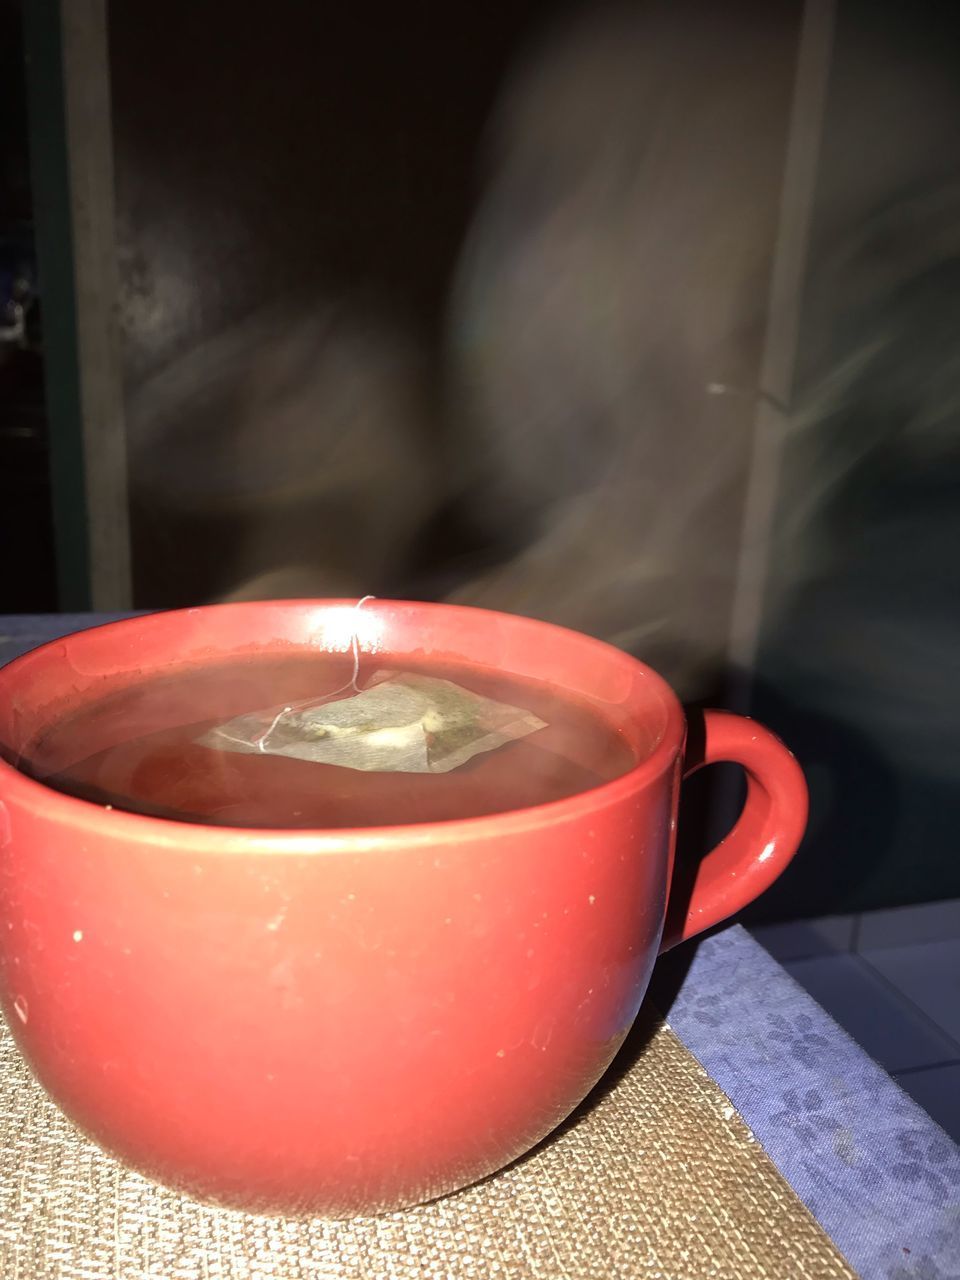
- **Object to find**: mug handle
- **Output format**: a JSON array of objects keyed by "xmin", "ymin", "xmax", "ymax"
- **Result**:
[{"xmin": 660, "ymin": 710, "xmax": 808, "ymax": 951}]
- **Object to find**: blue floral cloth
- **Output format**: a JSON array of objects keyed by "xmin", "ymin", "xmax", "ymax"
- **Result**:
[{"xmin": 657, "ymin": 927, "xmax": 960, "ymax": 1280}]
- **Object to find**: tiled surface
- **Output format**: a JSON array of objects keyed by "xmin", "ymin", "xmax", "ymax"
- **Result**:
[
  {"xmin": 748, "ymin": 914, "xmax": 857, "ymax": 961},
  {"xmin": 750, "ymin": 898, "xmax": 960, "ymax": 1141},
  {"xmin": 863, "ymin": 938, "xmax": 960, "ymax": 1045},
  {"xmin": 857, "ymin": 896, "xmax": 960, "ymax": 950},
  {"xmin": 782, "ymin": 952, "xmax": 959, "ymax": 1074}
]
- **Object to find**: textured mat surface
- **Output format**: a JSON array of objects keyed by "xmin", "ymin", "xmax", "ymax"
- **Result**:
[{"xmin": 0, "ymin": 1011, "xmax": 856, "ymax": 1279}]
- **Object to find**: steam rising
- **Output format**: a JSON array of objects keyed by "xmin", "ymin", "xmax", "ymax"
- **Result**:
[{"xmin": 122, "ymin": 0, "xmax": 960, "ymax": 779}]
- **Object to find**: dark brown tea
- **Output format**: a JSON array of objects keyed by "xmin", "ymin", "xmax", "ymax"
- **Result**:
[{"xmin": 23, "ymin": 654, "xmax": 637, "ymax": 829}]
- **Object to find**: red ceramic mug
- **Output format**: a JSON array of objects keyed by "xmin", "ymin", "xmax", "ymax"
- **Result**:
[{"xmin": 0, "ymin": 601, "xmax": 806, "ymax": 1216}]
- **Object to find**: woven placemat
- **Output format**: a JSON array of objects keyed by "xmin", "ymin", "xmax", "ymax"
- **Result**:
[{"xmin": 0, "ymin": 1010, "xmax": 855, "ymax": 1280}]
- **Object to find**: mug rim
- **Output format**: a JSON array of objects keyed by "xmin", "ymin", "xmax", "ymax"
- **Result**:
[{"xmin": 0, "ymin": 600, "xmax": 687, "ymax": 855}]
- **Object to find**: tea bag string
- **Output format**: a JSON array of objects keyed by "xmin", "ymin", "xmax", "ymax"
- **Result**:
[{"xmin": 256, "ymin": 595, "xmax": 376, "ymax": 753}]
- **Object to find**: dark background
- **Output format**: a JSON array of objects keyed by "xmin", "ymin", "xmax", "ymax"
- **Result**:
[{"xmin": 2, "ymin": 0, "xmax": 958, "ymax": 921}]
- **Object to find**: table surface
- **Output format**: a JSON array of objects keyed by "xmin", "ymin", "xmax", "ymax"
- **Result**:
[{"xmin": 2, "ymin": 613, "xmax": 959, "ymax": 1280}]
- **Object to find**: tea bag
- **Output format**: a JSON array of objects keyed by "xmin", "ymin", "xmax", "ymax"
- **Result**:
[{"xmin": 198, "ymin": 671, "xmax": 547, "ymax": 774}]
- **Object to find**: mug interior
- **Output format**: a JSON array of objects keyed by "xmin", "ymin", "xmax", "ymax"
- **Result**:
[{"xmin": 0, "ymin": 601, "xmax": 682, "ymax": 832}]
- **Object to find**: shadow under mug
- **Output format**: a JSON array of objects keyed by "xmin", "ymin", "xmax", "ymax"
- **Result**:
[{"xmin": 0, "ymin": 601, "xmax": 807, "ymax": 1216}]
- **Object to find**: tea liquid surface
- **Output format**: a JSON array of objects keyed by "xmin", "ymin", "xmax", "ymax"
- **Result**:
[{"xmin": 27, "ymin": 654, "xmax": 638, "ymax": 828}]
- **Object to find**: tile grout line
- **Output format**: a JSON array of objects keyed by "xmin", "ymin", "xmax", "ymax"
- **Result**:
[
  {"xmin": 853, "ymin": 951, "xmax": 960, "ymax": 1062},
  {"xmin": 893, "ymin": 1058, "xmax": 960, "ymax": 1080}
]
